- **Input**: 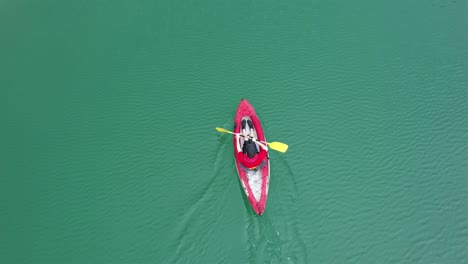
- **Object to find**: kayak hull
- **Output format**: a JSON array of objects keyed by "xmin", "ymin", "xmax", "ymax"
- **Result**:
[{"xmin": 233, "ymin": 99, "xmax": 270, "ymax": 215}]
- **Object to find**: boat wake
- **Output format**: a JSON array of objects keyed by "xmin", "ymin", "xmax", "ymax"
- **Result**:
[
  {"xmin": 168, "ymin": 131, "xmax": 234, "ymax": 263},
  {"xmin": 245, "ymin": 155, "xmax": 307, "ymax": 263}
]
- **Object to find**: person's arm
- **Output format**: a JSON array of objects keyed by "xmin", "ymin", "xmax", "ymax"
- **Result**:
[
  {"xmin": 253, "ymin": 138, "xmax": 268, "ymax": 151},
  {"xmin": 236, "ymin": 135, "xmax": 242, "ymax": 152}
]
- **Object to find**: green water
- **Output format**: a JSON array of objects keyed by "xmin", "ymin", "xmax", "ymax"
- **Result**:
[{"xmin": 2, "ymin": 0, "xmax": 467, "ymax": 263}]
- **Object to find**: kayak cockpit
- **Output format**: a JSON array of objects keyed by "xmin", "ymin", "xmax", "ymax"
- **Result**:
[{"xmin": 235, "ymin": 117, "xmax": 268, "ymax": 169}]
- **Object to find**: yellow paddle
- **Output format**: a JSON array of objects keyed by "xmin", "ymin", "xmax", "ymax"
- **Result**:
[{"xmin": 216, "ymin": 127, "xmax": 288, "ymax": 153}]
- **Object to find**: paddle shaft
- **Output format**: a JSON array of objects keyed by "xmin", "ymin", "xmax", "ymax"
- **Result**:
[
  {"xmin": 216, "ymin": 127, "xmax": 288, "ymax": 153},
  {"xmin": 230, "ymin": 132, "xmax": 268, "ymax": 150},
  {"xmin": 227, "ymin": 130, "xmax": 258, "ymax": 141}
]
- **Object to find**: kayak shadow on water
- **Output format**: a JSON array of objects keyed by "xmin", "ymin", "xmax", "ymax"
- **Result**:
[
  {"xmin": 214, "ymin": 131, "xmax": 233, "ymax": 175},
  {"xmin": 216, "ymin": 133, "xmax": 231, "ymax": 145},
  {"xmin": 277, "ymin": 154, "xmax": 298, "ymax": 198}
]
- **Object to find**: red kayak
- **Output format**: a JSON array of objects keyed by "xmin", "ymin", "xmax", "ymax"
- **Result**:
[{"xmin": 233, "ymin": 99, "xmax": 270, "ymax": 215}]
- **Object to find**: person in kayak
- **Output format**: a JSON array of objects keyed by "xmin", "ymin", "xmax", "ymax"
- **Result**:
[
  {"xmin": 242, "ymin": 120, "xmax": 257, "ymax": 158},
  {"xmin": 241, "ymin": 119, "xmax": 267, "ymax": 158},
  {"xmin": 243, "ymin": 138, "xmax": 258, "ymax": 158}
]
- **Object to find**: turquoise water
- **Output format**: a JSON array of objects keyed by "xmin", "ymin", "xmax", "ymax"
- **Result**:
[{"xmin": 2, "ymin": 0, "xmax": 467, "ymax": 263}]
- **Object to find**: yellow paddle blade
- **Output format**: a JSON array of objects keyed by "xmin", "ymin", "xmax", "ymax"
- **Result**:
[
  {"xmin": 215, "ymin": 127, "xmax": 233, "ymax": 134},
  {"xmin": 267, "ymin": 142, "xmax": 289, "ymax": 153}
]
